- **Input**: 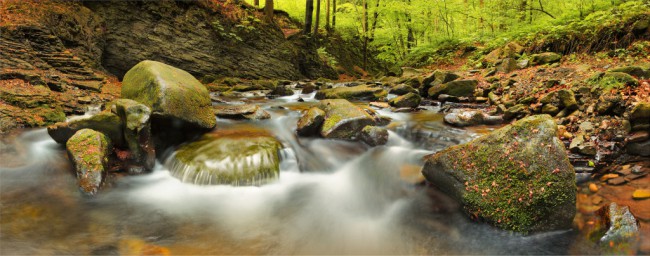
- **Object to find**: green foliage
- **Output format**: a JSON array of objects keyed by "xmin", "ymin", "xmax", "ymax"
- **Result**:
[{"xmin": 317, "ymin": 47, "xmax": 338, "ymax": 68}]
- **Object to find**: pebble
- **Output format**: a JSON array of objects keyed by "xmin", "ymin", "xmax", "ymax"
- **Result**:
[
  {"xmin": 607, "ymin": 177, "xmax": 627, "ymax": 185},
  {"xmin": 632, "ymin": 189, "xmax": 650, "ymax": 200},
  {"xmin": 599, "ymin": 173, "xmax": 619, "ymax": 181},
  {"xmin": 589, "ymin": 183, "xmax": 598, "ymax": 193}
]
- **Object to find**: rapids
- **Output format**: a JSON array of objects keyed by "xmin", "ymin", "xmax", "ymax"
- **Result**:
[{"xmin": 0, "ymin": 94, "xmax": 594, "ymax": 254}]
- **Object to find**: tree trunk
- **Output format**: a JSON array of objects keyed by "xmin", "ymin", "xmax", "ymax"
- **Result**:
[
  {"xmin": 254, "ymin": 0, "xmax": 259, "ymax": 7},
  {"xmin": 314, "ymin": 0, "xmax": 321, "ymax": 35},
  {"xmin": 264, "ymin": 0, "xmax": 274, "ymax": 22},
  {"xmin": 369, "ymin": 0, "xmax": 380, "ymax": 41},
  {"xmin": 325, "ymin": 0, "xmax": 331, "ymax": 31},
  {"xmin": 362, "ymin": 0, "xmax": 368, "ymax": 70},
  {"xmin": 332, "ymin": 0, "xmax": 336, "ymax": 29},
  {"xmin": 305, "ymin": 0, "xmax": 314, "ymax": 34}
]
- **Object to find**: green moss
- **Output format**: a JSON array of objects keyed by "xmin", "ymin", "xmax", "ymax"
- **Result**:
[
  {"xmin": 587, "ymin": 72, "xmax": 639, "ymax": 94},
  {"xmin": 315, "ymin": 85, "xmax": 387, "ymax": 101}
]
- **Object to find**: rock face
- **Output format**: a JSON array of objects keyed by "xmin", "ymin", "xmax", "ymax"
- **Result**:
[
  {"xmin": 319, "ymin": 99, "xmax": 378, "ymax": 140},
  {"xmin": 66, "ymin": 129, "xmax": 112, "ymax": 196},
  {"xmin": 422, "ymin": 115, "xmax": 576, "ymax": 233},
  {"xmin": 167, "ymin": 128, "xmax": 282, "ymax": 186},
  {"xmin": 48, "ymin": 112, "xmax": 125, "ymax": 147},
  {"xmin": 428, "ymin": 80, "xmax": 478, "ymax": 99},
  {"xmin": 122, "ymin": 60, "xmax": 216, "ymax": 129},
  {"xmin": 315, "ymin": 84, "xmax": 387, "ymax": 101}
]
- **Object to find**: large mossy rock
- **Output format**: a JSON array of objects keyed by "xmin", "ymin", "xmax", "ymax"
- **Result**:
[
  {"xmin": 315, "ymin": 84, "xmax": 387, "ymax": 101},
  {"xmin": 421, "ymin": 70, "xmax": 460, "ymax": 97},
  {"xmin": 296, "ymin": 107, "xmax": 326, "ymax": 136},
  {"xmin": 66, "ymin": 129, "xmax": 112, "ymax": 196},
  {"xmin": 530, "ymin": 52, "xmax": 562, "ymax": 65},
  {"xmin": 213, "ymin": 104, "xmax": 270, "ymax": 120},
  {"xmin": 428, "ymin": 80, "xmax": 478, "ymax": 99},
  {"xmin": 48, "ymin": 112, "xmax": 125, "ymax": 147},
  {"xmin": 587, "ymin": 72, "xmax": 639, "ymax": 93},
  {"xmin": 421, "ymin": 114, "xmax": 576, "ymax": 233},
  {"xmin": 121, "ymin": 60, "xmax": 216, "ymax": 129},
  {"xmin": 608, "ymin": 66, "xmax": 650, "ymax": 79},
  {"xmin": 318, "ymin": 99, "xmax": 378, "ymax": 140},
  {"xmin": 539, "ymin": 89, "xmax": 578, "ymax": 116},
  {"xmin": 167, "ymin": 128, "xmax": 282, "ymax": 186},
  {"xmin": 389, "ymin": 92, "xmax": 421, "ymax": 108},
  {"xmin": 109, "ymin": 99, "xmax": 155, "ymax": 173},
  {"xmin": 629, "ymin": 102, "xmax": 650, "ymax": 130}
]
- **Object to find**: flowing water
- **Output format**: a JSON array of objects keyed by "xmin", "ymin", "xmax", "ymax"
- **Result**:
[{"xmin": 0, "ymin": 94, "xmax": 595, "ymax": 254}]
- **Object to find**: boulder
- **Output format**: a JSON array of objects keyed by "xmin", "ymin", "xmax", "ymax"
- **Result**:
[
  {"xmin": 539, "ymin": 89, "xmax": 578, "ymax": 116},
  {"xmin": 109, "ymin": 99, "xmax": 155, "ymax": 173},
  {"xmin": 48, "ymin": 112, "xmax": 125, "ymax": 147},
  {"xmin": 444, "ymin": 110, "xmax": 503, "ymax": 127},
  {"xmin": 389, "ymin": 84, "xmax": 418, "ymax": 95},
  {"xmin": 422, "ymin": 115, "xmax": 576, "ymax": 233},
  {"xmin": 629, "ymin": 102, "xmax": 650, "ymax": 130},
  {"xmin": 530, "ymin": 52, "xmax": 562, "ymax": 65},
  {"xmin": 569, "ymin": 133, "xmax": 597, "ymax": 156},
  {"xmin": 421, "ymin": 70, "xmax": 460, "ymax": 97},
  {"xmin": 497, "ymin": 58, "xmax": 518, "ymax": 73},
  {"xmin": 389, "ymin": 92, "xmax": 421, "ymax": 108},
  {"xmin": 596, "ymin": 93, "xmax": 624, "ymax": 116},
  {"xmin": 588, "ymin": 72, "xmax": 639, "ymax": 93},
  {"xmin": 608, "ymin": 66, "xmax": 650, "ymax": 79},
  {"xmin": 66, "ymin": 129, "xmax": 112, "ymax": 196},
  {"xmin": 121, "ymin": 60, "xmax": 216, "ymax": 129},
  {"xmin": 504, "ymin": 104, "xmax": 530, "ymax": 120},
  {"xmin": 315, "ymin": 84, "xmax": 387, "ymax": 101},
  {"xmin": 627, "ymin": 140, "xmax": 650, "ymax": 156},
  {"xmin": 296, "ymin": 107, "xmax": 326, "ymax": 136},
  {"xmin": 428, "ymin": 80, "xmax": 478, "ymax": 99},
  {"xmin": 213, "ymin": 104, "xmax": 270, "ymax": 120},
  {"xmin": 319, "ymin": 99, "xmax": 377, "ymax": 140},
  {"xmin": 167, "ymin": 128, "xmax": 282, "ymax": 186},
  {"xmin": 269, "ymin": 85, "xmax": 294, "ymax": 96},
  {"xmin": 359, "ymin": 125, "xmax": 389, "ymax": 146}
]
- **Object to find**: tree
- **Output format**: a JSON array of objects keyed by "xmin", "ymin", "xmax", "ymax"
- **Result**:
[
  {"xmin": 326, "ymin": 0, "xmax": 331, "ymax": 31},
  {"xmin": 264, "ymin": 0, "xmax": 274, "ymax": 22},
  {"xmin": 254, "ymin": 0, "xmax": 259, "ymax": 7},
  {"xmin": 332, "ymin": 0, "xmax": 336, "ymax": 28},
  {"xmin": 314, "ymin": 0, "xmax": 321, "ymax": 34},
  {"xmin": 305, "ymin": 0, "xmax": 314, "ymax": 34}
]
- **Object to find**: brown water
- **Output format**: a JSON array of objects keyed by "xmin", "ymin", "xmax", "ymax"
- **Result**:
[{"xmin": 0, "ymin": 94, "xmax": 596, "ymax": 254}]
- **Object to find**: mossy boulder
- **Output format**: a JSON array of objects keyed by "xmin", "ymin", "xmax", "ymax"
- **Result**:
[
  {"xmin": 318, "ymin": 99, "xmax": 377, "ymax": 140},
  {"xmin": 421, "ymin": 70, "xmax": 460, "ymax": 97},
  {"xmin": 315, "ymin": 84, "xmax": 387, "ymax": 101},
  {"xmin": 167, "ymin": 128, "xmax": 282, "ymax": 186},
  {"xmin": 296, "ymin": 107, "xmax": 326, "ymax": 136},
  {"xmin": 359, "ymin": 125, "xmax": 388, "ymax": 146},
  {"xmin": 530, "ymin": 52, "xmax": 562, "ymax": 65},
  {"xmin": 66, "ymin": 129, "xmax": 112, "ymax": 196},
  {"xmin": 428, "ymin": 80, "xmax": 478, "ymax": 99},
  {"xmin": 504, "ymin": 104, "xmax": 530, "ymax": 120},
  {"xmin": 48, "ymin": 111, "xmax": 125, "ymax": 147},
  {"xmin": 421, "ymin": 114, "xmax": 576, "ymax": 233},
  {"xmin": 389, "ymin": 92, "xmax": 421, "ymax": 108},
  {"xmin": 109, "ymin": 99, "xmax": 155, "ymax": 173},
  {"xmin": 608, "ymin": 66, "xmax": 650, "ymax": 79},
  {"xmin": 539, "ymin": 89, "xmax": 578, "ymax": 116},
  {"xmin": 444, "ymin": 110, "xmax": 503, "ymax": 127},
  {"xmin": 588, "ymin": 72, "xmax": 639, "ymax": 93},
  {"xmin": 629, "ymin": 102, "xmax": 650, "ymax": 130},
  {"xmin": 121, "ymin": 60, "xmax": 216, "ymax": 129},
  {"xmin": 213, "ymin": 104, "xmax": 270, "ymax": 120},
  {"xmin": 389, "ymin": 84, "xmax": 418, "ymax": 95}
]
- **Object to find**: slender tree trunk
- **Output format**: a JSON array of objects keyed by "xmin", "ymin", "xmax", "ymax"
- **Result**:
[
  {"xmin": 254, "ymin": 0, "xmax": 259, "ymax": 7},
  {"xmin": 305, "ymin": 0, "xmax": 314, "ymax": 34},
  {"xmin": 362, "ymin": 0, "xmax": 368, "ymax": 70},
  {"xmin": 264, "ymin": 0, "xmax": 274, "ymax": 22},
  {"xmin": 325, "ymin": 0, "xmax": 331, "ymax": 31},
  {"xmin": 332, "ymin": 0, "xmax": 336, "ymax": 29},
  {"xmin": 369, "ymin": 0, "xmax": 380, "ymax": 41},
  {"xmin": 314, "ymin": 0, "xmax": 321, "ymax": 35}
]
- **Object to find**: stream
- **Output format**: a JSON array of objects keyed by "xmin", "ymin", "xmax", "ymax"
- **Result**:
[{"xmin": 0, "ymin": 93, "xmax": 597, "ymax": 254}]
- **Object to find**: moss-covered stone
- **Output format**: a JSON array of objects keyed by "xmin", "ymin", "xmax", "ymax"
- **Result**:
[
  {"xmin": 428, "ymin": 79, "xmax": 478, "ymax": 99},
  {"xmin": 110, "ymin": 99, "xmax": 155, "ymax": 172},
  {"xmin": 389, "ymin": 84, "xmax": 418, "ymax": 95},
  {"xmin": 213, "ymin": 104, "xmax": 270, "ymax": 120},
  {"xmin": 530, "ymin": 52, "xmax": 562, "ymax": 65},
  {"xmin": 504, "ymin": 104, "xmax": 530, "ymax": 120},
  {"xmin": 629, "ymin": 102, "xmax": 650, "ymax": 128},
  {"xmin": 421, "ymin": 115, "xmax": 576, "ymax": 233},
  {"xmin": 48, "ymin": 111, "xmax": 125, "ymax": 147},
  {"xmin": 421, "ymin": 70, "xmax": 460, "ymax": 97},
  {"xmin": 66, "ymin": 129, "xmax": 112, "ymax": 196},
  {"xmin": 389, "ymin": 92, "xmax": 421, "ymax": 108},
  {"xmin": 587, "ymin": 72, "xmax": 639, "ymax": 93},
  {"xmin": 608, "ymin": 66, "xmax": 650, "ymax": 79},
  {"xmin": 168, "ymin": 128, "xmax": 282, "ymax": 186},
  {"xmin": 359, "ymin": 125, "xmax": 388, "ymax": 146},
  {"xmin": 318, "ymin": 99, "xmax": 377, "ymax": 140},
  {"xmin": 296, "ymin": 107, "xmax": 325, "ymax": 136},
  {"xmin": 121, "ymin": 60, "xmax": 216, "ymax": 129},
  {"xmin": 315, "ymin": 84, "xmax": 387, "ymax": 101},
  {"xmin": 539, "ymin": 89, "xmax": 577, "ymax": 116}
]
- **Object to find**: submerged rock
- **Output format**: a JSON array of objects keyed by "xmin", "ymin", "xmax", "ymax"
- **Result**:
[
  {"xmin": 168, "ymin": 128, "xmax": 282, "ymax": 186},
  {"xmin": 359, "ymin": 125, "xmax": 388, "ymax": 146},
  {"xmin": 598, "ymin": 203, "xmax": 640, "ymax": 254},
  {"xmin": 296, "ymin": 107, "xmax": 325, "ymax": 136},
  {"xmin": 66, "ymin": 129, "xmax": 112, "ymax": 196},
  {"xmin": 121, "ymin": 60, "xmax": 216, "ymax": 129},
  {"xmin": 48, "ymin": 112, "xmax": 125, "ymax": 147},
  {"xmin": 318, "ymin": 99, "xmax": 378, "ymax": 140},
  {"xmin": 315, "ymin": 84, "xmax": 387, "ymax": 101},
  {"xmin": 422, "ymin": 114, "xmax": 576, "ymax": 233}
]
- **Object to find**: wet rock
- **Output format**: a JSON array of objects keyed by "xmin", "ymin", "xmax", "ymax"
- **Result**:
[
  {"xmin": 48, "ymin": 112, "xmax": 125, "ymax": 147},
  {"xmin": 503, "ymin": 104, "xmax": 529, "ymax": 120},
  {"xmin": 389, "ymin": 84, "xmax": 418, "ymax": 95},
  {"xmin": 213, "ymin": 104, "xmax": 270, "ymax": 120},
  {"xmin": 109, "ymin": 99, "xmax": 155, "ymax": 173},
  {"xmin": 629, "ymin": 102, "xmax": 650, "ymax": 131},
  {"xmin": 296, "ymin": 107, "xmax": 325, "ymax": 136},
  {"xmin": 359, "ymin": 125, "xmax": 388, "ymax": 146},
  {"xmin": 389, "ymin": 92, "xmax": 421, "ymax": 108},
  {"xmin": 597, "ymin": 203, "xmax": 640, "ymax": 254},
  {"xmin": 530, "ymin": 52, "xmax": 562, "ymax": 65},
  {"xmin": 301, "ymin": 83, "xmax": 317, "ymax": 94},
  {"xmin": 627, "ymin": 140, "xmax": 650, "ymax": 156},
  {"xmin": 167, "ymin": 128, "xmax": 281, "ymax": 186},
  {"xmin": 121, "ymin": 60, "xmax": 216, "ymax": 129},
  {"xmin": 421, "ymin": 70, "xmax": 460, "ymax": 97},
  {"xmin": 607, "ymin": 177, "xmax": 627, "ymax": 185},
  {"xmin": 66, "ymin": 129, "xmax": 112, "ymax": 196},
  {"xmin": 422, "ymin": 114, "xmax": 576, "ymax": 233},
  {"xmin": 632, "ymin": 189, "xmax": 650, "ymax": 200},
  {"xmin": 318, "ymin": 99, "xmax": 377, "ymax": 140},
  {"xmin": 269, "ymin": 85, "xmax": 294, "ymax": 96},
  {"xmin": 315, "ymin": 84, "xmax": 387, "ymax": 101},
  {"xmin": 443, "ymin": 110, "xmax": 503, "ymax": 127},
  {"xmin": 428, "ymin": 80, "xmax": 478, "ymax": 99}
]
